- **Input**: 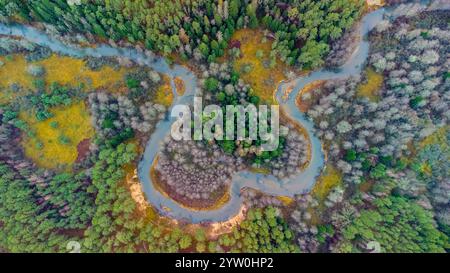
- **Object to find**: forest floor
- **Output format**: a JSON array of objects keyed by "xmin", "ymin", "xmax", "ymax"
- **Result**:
[
  {"xmin": 312, "ymin": 164, "xmax": 343, "ymax": 202},
  {"xmin": 19, "ymin": 101, "xmax": 94, "ymax": 171},
  {"xmin": 357, "ymin": 68, "xmax": 383, "ymax": 102},
  {"xmin": 75, "ymin": 138, "xmax": 91, "ymax": 163},
  {"xmin": 230, "ymin": 28, "xmax": 291, "ymax": 104}
]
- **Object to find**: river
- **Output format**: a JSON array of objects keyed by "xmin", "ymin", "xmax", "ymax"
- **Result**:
[{"xmin": 0, "ymin": 4, "xmax": 425, "ymax": 223}]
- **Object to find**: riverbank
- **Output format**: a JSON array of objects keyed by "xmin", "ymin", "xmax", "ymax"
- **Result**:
[
  {"xmin": 174, "ymin": 77, "xmax": 185, "ymax": 96},
  {"xmin": 295, "ymin": 80, "xmax": 326, "ymax": 113}
]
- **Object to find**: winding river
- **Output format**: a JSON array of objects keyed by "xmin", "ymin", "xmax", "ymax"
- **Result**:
[{"xmin": 0, "ymin": 5, "xmax": 419, "ymax": 223}]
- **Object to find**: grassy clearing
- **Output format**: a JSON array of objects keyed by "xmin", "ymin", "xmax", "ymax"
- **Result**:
[
  {"xmin": 357, "ymin": 68, "xmax": 383, "ymax": 101},
  {"xmin": 20, "ymin": 101, "xmax": 94, "ymax": 170},
  {"xmin": 312, "ymin": 165, "xmax": 343, "ymax": 201},
  {"xmin": 0, "ymin": 55, "xmax": 34, "ymax": 89},
  {"xmin": 36, "ymin": 54, "xmax": 128, "ymax": 90},
  {"xmin": 231, "ymin": 29, "xmax": 288, "ymax": 104},
  {"xmin": 154, "ymin": 74, "xmax": 174, "ymax": 107},
  {"xmin": 0, "ymin": 54, "xmax": 129, "ymax": 97},
  {"xmin": 0, "ymin": 55, "xmax": 34, "ymax": 104}
]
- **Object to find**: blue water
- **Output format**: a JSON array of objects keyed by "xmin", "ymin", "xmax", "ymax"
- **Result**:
[{"xmin": 0, "ymin": 7, "xmax": 402, "ymax": 223}]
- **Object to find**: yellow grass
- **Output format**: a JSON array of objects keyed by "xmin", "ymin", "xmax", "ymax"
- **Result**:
[
  {"xmin": 231, "ymin": 29, "xmax": 288, "ymax": 104},
  {"xmin": 249, "ymin": 166, "xmax": 271, "ymax": 175},
  {"xmin": 357, "ymin": 68, "xmax": 383, "ymax": 101},
  {"xmin": 0, "ymin": 55, "xmax": 33, "ymax": 88},
  {"xmin": 0, "ymin": 55, "xmax": 34, "ymax": 104},
  {"xmin": 154, "ymin": 75, "xmax": 174, "ymax": 107},
  {"xmin": 366, "ymin": 0, "xmax": 385, "ymax": 9},
  {"xmin": 411, "ymin": 126, "xmax": 449, "ymax": 176},
  {"xmin": 419, "ymin": 126, "xmax": 449, "ymax": 149},
  {"xmin": 277, "ymin": 196, "xmax": 295, "ymax": 206},
  {"xmin": 0, "ymin": 54, "xmax": 129, "ymax": 99},
  {"xmin": 312, "ymin": 165, "xmax": 342, "ymax": 201},
  {"xmin": 174, "ymin": 77, "xmax": 186, "ymax": 96},
  {"xmin": 20, "ymin": 101, "xmax": 94, "ymax": 170},
  {"xmin": 37, "ymin": 55, "xmax": 127, "ymax": 90}
]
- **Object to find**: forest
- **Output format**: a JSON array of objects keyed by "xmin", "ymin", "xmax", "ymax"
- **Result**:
[
  {"xmin": 0, "ymin": 0, "xmax": 448, "ymax": 254},
  {"xmin": 0, "ymin": 0, "xmax": 363, "ymax": 68}
]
